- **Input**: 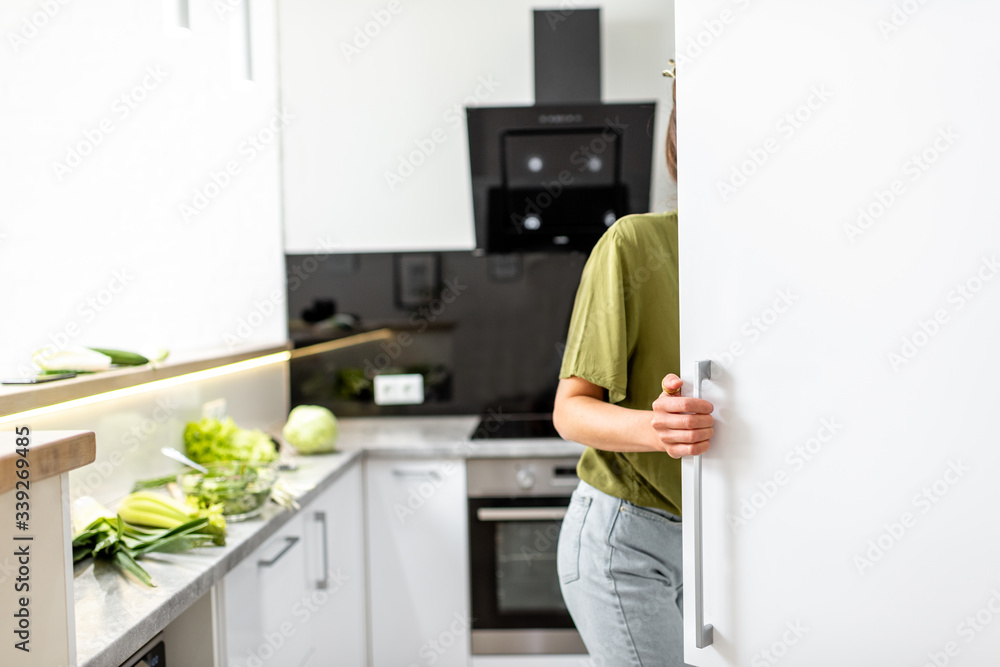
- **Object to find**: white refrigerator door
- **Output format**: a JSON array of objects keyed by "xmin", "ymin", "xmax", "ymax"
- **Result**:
[{"xmin": 677, "ymin": 3, "xmax": 1000, "ymax": 666}]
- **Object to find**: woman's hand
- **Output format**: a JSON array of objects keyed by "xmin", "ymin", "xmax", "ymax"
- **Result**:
[{"xmin": 651, "ymin": 373, "xmax": 715, "ymax": 458}]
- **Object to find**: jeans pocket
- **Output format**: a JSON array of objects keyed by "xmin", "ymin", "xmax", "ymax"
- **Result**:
[
  {"xmin": 557, "ymin": 494, "xmax": 593, "ymax": 585},
  {"xmin": 621, "ymin": 499, "xmax": 682, "ymax": 524}
]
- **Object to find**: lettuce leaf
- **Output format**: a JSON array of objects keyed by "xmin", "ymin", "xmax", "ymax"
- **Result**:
[{"xmin": 183, "ymin": 417, "xmax": 277, "ymax": 464}]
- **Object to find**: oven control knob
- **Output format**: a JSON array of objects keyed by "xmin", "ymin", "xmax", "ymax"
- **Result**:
[{"xmin": 515, "ymin": 468, "xmax": 536, "ymax": 490}]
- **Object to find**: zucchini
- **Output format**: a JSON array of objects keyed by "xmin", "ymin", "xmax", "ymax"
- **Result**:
[{"xmin": 88, "ymin": 347, "xmax": 150, "ymax": 366}]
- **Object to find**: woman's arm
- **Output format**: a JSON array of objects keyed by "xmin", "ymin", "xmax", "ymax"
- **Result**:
[{"xmin": 553, "ymin": 374, "xmax": 714, "ymax": 458}]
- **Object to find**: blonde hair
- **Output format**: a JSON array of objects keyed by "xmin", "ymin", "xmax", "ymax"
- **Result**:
[{"xmin": 665, "ymin": 79, "xmax": 677, "ymax": 181}]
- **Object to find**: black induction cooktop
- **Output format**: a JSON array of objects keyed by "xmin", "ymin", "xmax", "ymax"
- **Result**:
[{"xmin": 470, "ymin": 413, "xmax": 560, "ymax": 440}]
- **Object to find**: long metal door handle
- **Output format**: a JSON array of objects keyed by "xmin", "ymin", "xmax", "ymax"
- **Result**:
[
  {"xmin": 258, "ymin": 536, "xmax": 299, "ymax": 568},
  {"xmin": 476, "ymin": 507, "xmax": 568, "ymax": 522},
  {"xmin": 693, "ymin": 359, "xmax": 714, "ymax": 648},
  {"xmin": 314, "ymin": 511, "xmax": 330, "ymax": 590},
  {"xmin": 391, "ymin": 467, "xmax": 443, "ymax": 480}
]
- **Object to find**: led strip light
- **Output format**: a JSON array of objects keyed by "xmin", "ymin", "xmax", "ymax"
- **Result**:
[{"xmin": 0, "ymin": 351, "xmax": 291, "ymax": 427}]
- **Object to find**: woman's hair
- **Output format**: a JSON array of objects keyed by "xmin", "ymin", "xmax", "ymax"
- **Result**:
[{"xmin": 665, "ymin": 78, "xmax": 677, "ymax": 181}]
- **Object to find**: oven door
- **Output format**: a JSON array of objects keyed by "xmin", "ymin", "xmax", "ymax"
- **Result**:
[{"xmin": 468, "ymin": 496, "xmax": 587, "ymax": 655}]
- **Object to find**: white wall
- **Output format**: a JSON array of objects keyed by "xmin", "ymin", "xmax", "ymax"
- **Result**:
[
  {"xmin": 0, "ymin": 0, "xmax": 287, "ymax": 376},
  {"xmin": 279, "ymin": 0, "xmax": 676, "ymax": 254},
  {"xmin": 0, "ymin": 361, "xmax": 289, "ymax": 508}
]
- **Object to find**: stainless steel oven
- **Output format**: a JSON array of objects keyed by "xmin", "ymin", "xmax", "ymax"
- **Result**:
[{"xmin": 467, "ymin": 457, "xmax": 586, "ymax": 655}]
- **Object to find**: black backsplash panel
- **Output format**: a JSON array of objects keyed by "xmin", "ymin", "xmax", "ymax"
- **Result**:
[{"xmin": 285, "ymin": 251, "xmax": 587, "ymax": 417}]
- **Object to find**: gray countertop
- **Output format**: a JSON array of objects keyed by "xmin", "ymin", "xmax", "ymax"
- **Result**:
[
  {"xmin": 335, "ymin": 415, "xmax": 586, "ymax": 459},
  {"xmin": 74, "ymin": 416, "xmax": 583, "ymax": 667},
  {"xmin": 74, "ymin": 450, "xmax": 362, "ymax": 667}
]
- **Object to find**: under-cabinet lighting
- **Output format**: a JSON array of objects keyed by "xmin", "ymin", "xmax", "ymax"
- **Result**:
[
  {"xmin": 0, "ymin": 351, "xmax": 290, "ymax": 426},
  {"xmin": 289, "ymin": 328, "xmax": 395, "ymax": 359}
]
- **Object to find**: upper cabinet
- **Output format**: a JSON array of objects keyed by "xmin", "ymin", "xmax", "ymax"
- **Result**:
[
  {"xmin": 0, "ymin": 0, "xmax": 287, "ymax": 373},
  {"xmin": 276, "ymin": 0, "xmax": 675, "ymax": 254}
]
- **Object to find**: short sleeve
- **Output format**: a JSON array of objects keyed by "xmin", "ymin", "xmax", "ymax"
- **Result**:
[{"xmin": 559, "ymin": 230, "xmax": 632, "ymax": 404}]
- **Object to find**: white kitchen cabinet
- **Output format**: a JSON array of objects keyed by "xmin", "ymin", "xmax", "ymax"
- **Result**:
[
  {"xmin": 366, "ymin": 458, "xmax": 470, "ymax": 667},
  {"xmin": 221, "ymin": 465, "xmax": 368, "ymax": 667},
  {"xmin": 221, "ymin": 514, "xmax": 315, "ymax": 667},
  {"xmin": 301, "ymin": 465, "xmax": 368, "ymax": 666},
  {"xmin": 0, "ymin": 0, "xmax": 287, "ymax": 367}
]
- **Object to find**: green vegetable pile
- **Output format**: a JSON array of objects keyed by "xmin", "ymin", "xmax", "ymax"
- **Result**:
[
  {"xmin": 183, "ymin": 417, "xmax": 277, "ymax": 464},
  {"xmin": 282, "ymin": 405, "xmax": 339, "ymax": 454},
  {"xmin": 72, "ymin": 494, "xmax": 225, "ymax": 587}
]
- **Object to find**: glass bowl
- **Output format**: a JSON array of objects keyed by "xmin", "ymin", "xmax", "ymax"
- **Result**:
[{"xmin": 178, "ymin": 461, "xmax": 277, "ymax": 521}]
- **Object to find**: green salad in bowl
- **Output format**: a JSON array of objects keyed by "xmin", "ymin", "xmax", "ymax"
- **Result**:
[{"xmin": 179, "ymin": 461, "xmax": 277, "ymax": 521}]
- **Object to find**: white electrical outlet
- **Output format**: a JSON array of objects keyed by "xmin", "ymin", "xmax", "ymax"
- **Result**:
[
  {"xmin": 202, "ymin": 398, "xmax": 228, "ymax": 420},
  {"xmin": 373, "ymin": 374, "xmax": 424, "ymax": 406}
]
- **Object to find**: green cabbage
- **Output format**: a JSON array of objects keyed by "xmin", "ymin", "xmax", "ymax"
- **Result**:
[
  {"xmin": 183, "ymin": 418, "xmax": 277, "ymax": 464},
  {"xmin": 282, "ymin": 405, "xmax": 339, "ymax": 454}
]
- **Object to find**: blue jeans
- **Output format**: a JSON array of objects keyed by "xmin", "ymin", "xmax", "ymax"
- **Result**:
[{"xmin": 558, "ymin": 480, "xmax": 687, "ymax": 667}]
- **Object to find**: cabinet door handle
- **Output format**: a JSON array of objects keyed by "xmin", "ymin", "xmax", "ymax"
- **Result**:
[
  {"xmin": 258, "ymin": 536, "xmax": 299, "ymax": 568},
  {"xmin": 692, "ymin": 359, "xmax": 714, "ymax": 649},
  {"xmin": 391, "ymin": 467, "xmax": 442, "ymax": 480},
  {"xmin": 240, "ymin": 0, "xmax": 253, "ymax": 82},
  {"xmin": 314, "ymin": 511, "xmax": 330, "ymax": 590}
]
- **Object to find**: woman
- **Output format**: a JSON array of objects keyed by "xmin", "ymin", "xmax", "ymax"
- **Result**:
[{"xmin": 553, "ymin": 77, "xmax": 714, "ymax": 665}]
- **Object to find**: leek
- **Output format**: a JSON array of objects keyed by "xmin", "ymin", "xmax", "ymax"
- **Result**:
[{"xmin": 71, "ymin": 495, "xmax": 226, "ymax": 587}]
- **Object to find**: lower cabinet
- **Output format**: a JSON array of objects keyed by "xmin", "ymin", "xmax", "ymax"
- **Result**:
[
  {"xmin": 222, "ymin": 514, "xmax": 314, "ymax": 667},
  {"xmin": 221, "ymin": 464, "xmax": 367, "ymax": 667},
  {"xmin": 303, "ymin": 464, "xmax": 368, "ymax": 666},
  {"xmin": 366, "ymin": 458, "xmax": 470, "ymax": 667},
  {"xmin": 219, "ymin": 457, "xmax": 470, "ymax": 667}
]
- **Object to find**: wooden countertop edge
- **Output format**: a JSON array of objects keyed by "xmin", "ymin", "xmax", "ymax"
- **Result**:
[
  {"xmin": 0, "ymin": 430, "xmax": 96, "ymax": 494},
  {"xmin": 0, "ymin": 343, "xmax": 291, "ymax": 419}
]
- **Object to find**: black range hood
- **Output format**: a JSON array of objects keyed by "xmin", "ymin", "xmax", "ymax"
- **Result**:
[
  {"xmin": 533, "ymin": 6, "xmax": 602, "ymax": 105},
  {"xmin": 466, "ymin": 8, "xmax": 656, "ymax": 254}
]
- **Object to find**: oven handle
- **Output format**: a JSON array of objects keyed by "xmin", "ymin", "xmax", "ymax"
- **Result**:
[{"xmin": 476, "ymin": 507, "xmax": 567, "ymax": 522}]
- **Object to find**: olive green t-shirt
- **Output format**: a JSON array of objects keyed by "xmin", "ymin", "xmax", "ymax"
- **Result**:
[{"xmin": 559, "ymin": 211, "xmax": 682, "ymax": 516}]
